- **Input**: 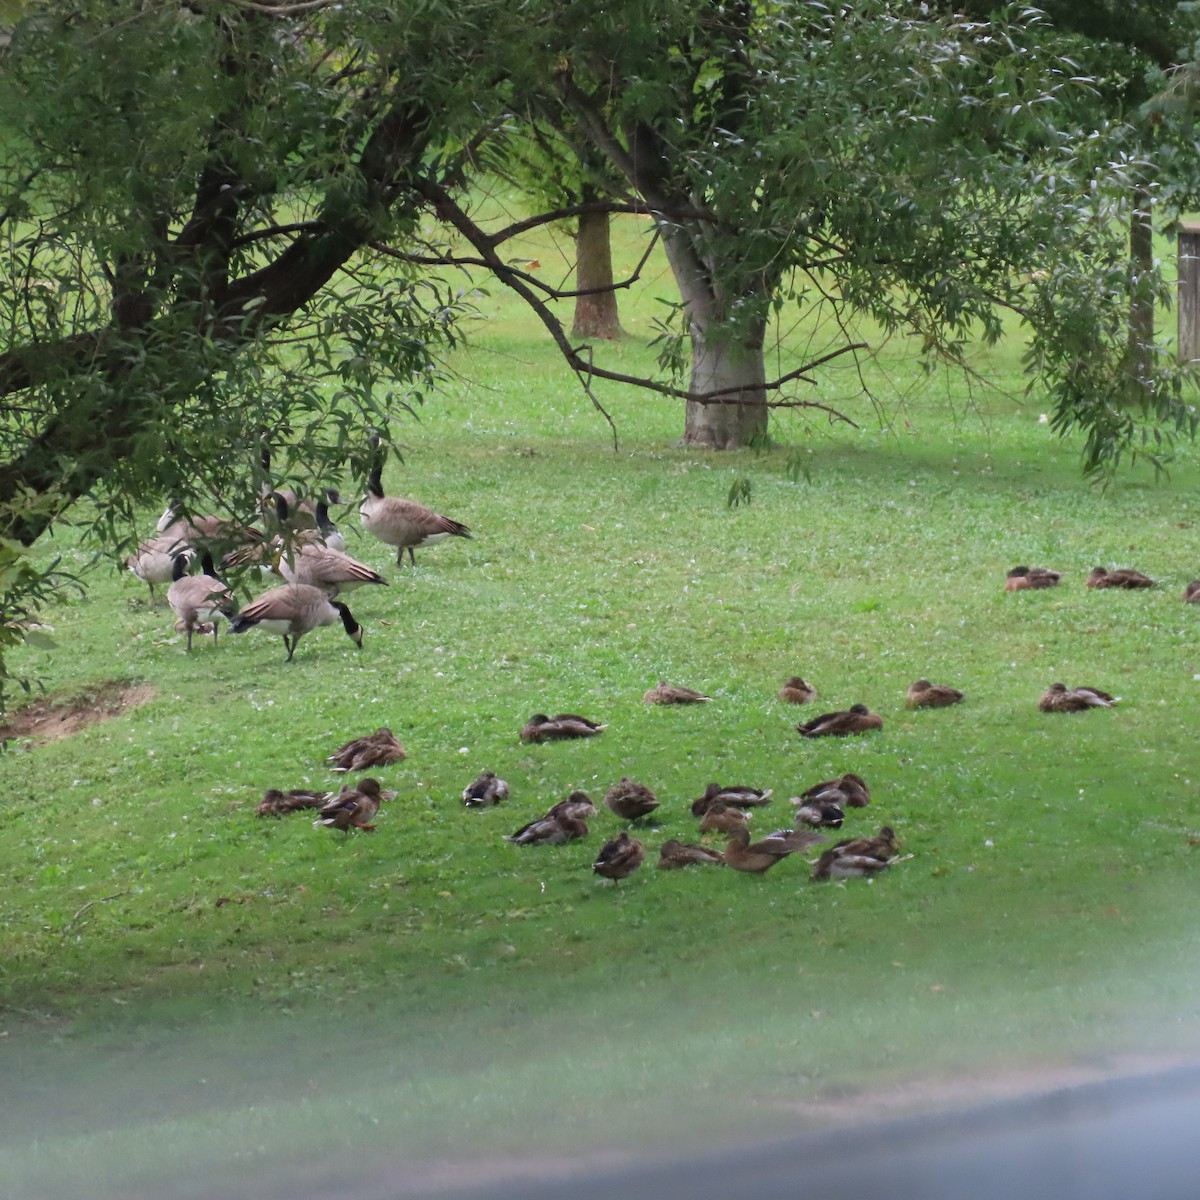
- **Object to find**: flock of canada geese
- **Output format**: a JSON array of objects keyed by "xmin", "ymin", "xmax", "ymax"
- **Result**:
[{"xmin": 124, "ymin": 443, "xmax": 1190, "ymax": 887}]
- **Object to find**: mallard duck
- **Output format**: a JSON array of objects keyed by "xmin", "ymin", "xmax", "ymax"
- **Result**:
[
  {"xmin": 797, "ymin": 772, "xmax": 870, "ymax": 809},
  {"xmin": 312, "ymin": 777, "xmax": 386, "ymax": 832},
  {"xmin": 166, "ymin": 552, "xmax": 238, "ymax": 651},
  {"xmin": 690, "ymin": 782, "xmax": 774, "ymax": 816},
  {"xmin": 1183, "ymin": 580, "xmax": 1200, "ymax": 603},
  {"xmin": 229, "ymin": 583, "xmax": 363, "ymax": 660},
  {"xmin": 657, "ymin": 839, "xmax": 725, "ymax": 869},
  {"xmin": 504, "ymin": 812, "xmax": 589, "ymax": 846},
  {"xmin": 604, "ymin": 777, "xmax": 660, "ymax": 821},
  {"xmin": 327, "ymin": 727, "xmax": 407, "ymax": 772},
  {"xmin": 791, "ymin": 797, "xmax": 845, "ymax": 829},
  {"xmin": 1005, "ymin": 565, "xmax": 1061, "ymax": 591},
  {"xmin": 1037, "ymin": 682, "xmax": 1119, "ymax": 712},
  {"xmin": 257, "ymin": 788, "xmax": 330, "ymax": 817},
  {"xmin": 810, "ymin": 826, "xmax": 903, "ymax": 881},
  {"xmin": 462, "ymin": 770, "xmax": 509, "ymax": 807},
  {"xmin": 723, "ymin": 826, "xmax": 825, "ymax": 874},
  {"xmin": 797, "ymin": 704, "xmax": 882, "ymax": 737},
  {"xmin": 548, "ymin": 791, "xmax": 598, "ymax": 821},
  {"xmin": 698, "ymin": 801, "xmax": 751, "ymax": 835},
  {"xmin": 592, "ymin": 831, "xmax": 646, "ymax": 882},
  {"xmin": 905, "ymin": 679, "xmax": 964, "ymax": 709},
  {"xmin": 277, "ymin": 543, "xmax": 388, "ymax": 597},
  {"xmin": 1086, "ymin": 565, "xmax": 1156, "ymax": 589},
  {"xmin": 360, "ymin": 437, "xmax": 470, "ymax": 566},
  {"xmin": 519, "ymin": 713, "xmax": 607, "ymax": 743},
  {"xmin": 642, "ymin": 680, "xmax": 712, "ymax": 705},
  {"xmin": 778, "ymin": 676, "xmax": 816, "ymax": 704}
]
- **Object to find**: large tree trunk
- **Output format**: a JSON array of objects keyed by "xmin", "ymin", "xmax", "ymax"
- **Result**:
[
  {"xmin": 684, "ymin": 324, "xmax": 768, "ymax": 448},
  {"xmin": 572, "ymin": 197, "xmax": 623, "ymax": 340}
]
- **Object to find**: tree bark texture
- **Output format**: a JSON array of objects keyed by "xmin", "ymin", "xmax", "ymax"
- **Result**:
[{"xmin": 572, "ymin": 205, "xmax": 624, "ymax": 340}]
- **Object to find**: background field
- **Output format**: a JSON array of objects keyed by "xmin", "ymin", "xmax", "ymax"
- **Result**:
[{"xmin": 2, "ymin": 207, "xmax": 1200, "ymax": 1199}]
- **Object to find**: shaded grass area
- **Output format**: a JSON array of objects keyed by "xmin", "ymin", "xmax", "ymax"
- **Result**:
[{"xmin": 2, "ymin": 213, "xmax": 1200, "ymax": 1195}]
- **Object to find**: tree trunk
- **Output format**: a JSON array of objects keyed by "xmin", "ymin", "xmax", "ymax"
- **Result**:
[
  {"xmin": 683, "ymin": 324, "xmax": 768, "ymax": 448},
  {"xmin": 572, "ymin": 202, "xmax": 623, "ymax": 340},
  {"xmin": 1128, "ymin": 179, "xmax": 1154, "ymax": 390}
]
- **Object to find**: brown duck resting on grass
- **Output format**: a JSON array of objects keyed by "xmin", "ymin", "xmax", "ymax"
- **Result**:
[
  {"xmin": 1037, "ymin": 682, "xmax": 1119, "ymax": 712},
  {"xmin": 777, "ymin": 676, "xmax": 816, "ymax": 704},
  {"xmin": 312, "ymin": 777, "xmax": 387, "ymax": 833},
  {"xmin": 461, "ymin": 770, "xmax": 509, "ymax": 807},
  {"xmin": 1005, "ymin": 565, "xmax": 1061, "ymax": 591},
  {"xmin": 796, "ymin": 772, "xmax": 870, "ymax": 809},
  {"xmin": 810, "ymin": 826, "xmax": 904, "ymax": 881},
  {"xmin": 723, "ymin": 827, "xmax": 825, "ymax": 874},
  {"xmin": 643, "ymin": 680, "xmax": 712, "ymax": 705},
  {"xmin": 604, "ymin": 777, "xmax": 660, "ymax": 822},
  {"xmin": 504, "ymin": 812, "xmax": 589, "ymax": 846},
  {"xmin": 797, "ymin": 704, "xmax": 882, "ymax": 738},
  {"xmin": 327, "ymin": 727, "xmax": 407, "ymax": 772},
  {"xmin": 791, "ymin": 797, "xmax": 845, "ymax": 829},
  {"xmin": 690, "ymin": 782, "xmax": 773, "ymax": 816},
  {"xmin": 698, "ymin": 802, "xmax": 751, "ymax": 835},
  {"xmin": 905, "ymin": 680, "xmax": 965, "ymax": 709},
  {"xmin": 546, "ymin": 792, "xmax": 598, "ymax": 822},
  {"xmin": 657, "ymin": 839, "xmax": 725, "ymax": 869},
  {"xmin": 519, "ymin": 713, "xmax": 607, "ymax": 743},
  {"xmin": 257, "ymin": 788, "xmax": 331, "ymax": 817},
  {"xmin": 1086, "ymin": 566, "xmax": 1156, "ymax": 589},
  {"xmin": 592, "ymin": 832, "xmax": 646, "ymax": 882},
  {"xmin": 1183, "ymin": 580, "xmax": 1200, "ymax": 603}
]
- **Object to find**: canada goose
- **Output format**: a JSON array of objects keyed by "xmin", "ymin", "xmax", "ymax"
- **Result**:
[
  {"xmin": 723, "ymin": 827, "xmax": 824, "ymax": 874},
  {"xmin": 312, "ymin": 777, "xmax": 386, "ymax": 832},
  {"xmin": 519, "ymin": 713, "xmax": 607, "ymax": 743},
  {"xmin": 797, "ymin": 704, "xmax": 883, "ymax": 737},
  {"xmin": 604, "ymin": 777, "xmax": 660, "ymax": 822},
  {"xmin": 228, "ymin": 583, "xmax": 363, "ymax": 660},
  {"xmin": 157, "ymin": 501, "xmax": 263, "ymax": 560},
  {"xmin": 462, "ymin": 770, "xmax": 509, "ymax": 807},
  {"xmin": 1086, "ymin": 565, "xmax": 1156, "ymax": 589},
  {"xmin": 277, "ymin": 542, "xmax": 388, "ymax": 596},
  {"xmin": 360, "ymin": 439, "xmax": 470, "ymax": 566},
  {"xmin": 905, "ymin": 680, "xmax": 965, "ymax": 709},
  {"xmin": 126, "ymin": 534, "xmax": 192, "ymax": 603},
  {"xmin": 778, "ymin": 676, "xmax": 816, "ymax": 704},
  {"xmin": 690, "ymin": 783, "xmax": 773, "ymax": 816},
  {"xmin": 657, "ymin": 839, "xmax": 725, "ymax": 869},
  {"xmin": 1005, "ymin": 566, "xmax": 1061, "ymax": 591},
  {"xmin": 166, "ymin": 553, "xmax": 237, "ymax": 650},
  {"xmin": 1037, "ymin": 682, "xmax": 1119, "ymax": 712},
  {"xmin": 811, "ymin": 826, "xmax": 904, "ymax": 881},
  {"xmin": 592, "ymin": 832, "xmax": 645, "ymax": 883},
  {"xmin": 315, "ymin": 491, "xmax": 346, "ymax": 552},
  {"xmin": 642, "ymin": 680, "xmax": 712, "ymax": 705},
  {"xmin": 327, "ymin": 727, "xmax": 407, "ymax": 772}
]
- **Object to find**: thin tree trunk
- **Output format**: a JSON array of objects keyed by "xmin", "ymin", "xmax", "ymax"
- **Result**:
[
  {"xmin": 572, "ymin": 202, "xmax": 624, "ymax": 340},
  {"xmin": 1129, "ymin": 179, "xmax": 1154, "ymax": 391}
]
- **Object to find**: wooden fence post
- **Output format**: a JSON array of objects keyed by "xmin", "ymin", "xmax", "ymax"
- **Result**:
[{"xmin": 1178, "ymin": 218, "xmax": 1200, "ymax": 361}]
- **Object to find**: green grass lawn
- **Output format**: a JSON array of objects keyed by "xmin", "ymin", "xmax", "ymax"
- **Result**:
[{"xmin": 2, "ymin": 211, "xmax": 1200, "ymax": 1198}]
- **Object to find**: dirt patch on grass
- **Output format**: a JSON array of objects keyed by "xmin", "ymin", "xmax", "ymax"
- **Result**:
[{"xmin": 0, "ymin": 680, "xmax": 154, "ymax": 745}]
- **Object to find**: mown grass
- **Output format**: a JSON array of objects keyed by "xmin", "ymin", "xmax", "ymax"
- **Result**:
[{"xmin": 2, "ymin": 208, "xmax": 1200, "ymax": 1198}]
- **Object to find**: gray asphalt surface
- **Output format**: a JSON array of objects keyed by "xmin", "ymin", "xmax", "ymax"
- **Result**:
[{"xmin": 303, "ymin": 1062, "xmax": 1200, "ymax": 1200}]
